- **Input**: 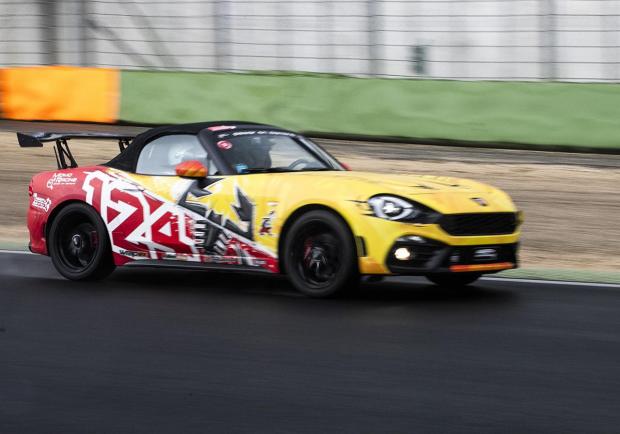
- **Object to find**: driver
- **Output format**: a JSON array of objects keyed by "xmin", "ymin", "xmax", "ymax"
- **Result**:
[
  {"xmin": 218, "ymin": 135, "xmax": 275, "ymax": 173},
  {"xmin": 244, "ymin": 136, "xmax": 273, "ymax": 169}
]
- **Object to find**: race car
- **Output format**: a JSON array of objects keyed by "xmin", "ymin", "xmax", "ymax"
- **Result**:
[{"xmin": 20, "ymin": 121, "xmax": 522, "ymax": 297}]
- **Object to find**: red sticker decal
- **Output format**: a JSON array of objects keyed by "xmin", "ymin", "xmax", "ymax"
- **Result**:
[{"xmin": 217, "ymin": 140, "xmax": 233, "ymax": 150}]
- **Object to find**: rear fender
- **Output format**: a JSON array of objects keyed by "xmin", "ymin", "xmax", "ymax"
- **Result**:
[{"xmin": 27, "ymin": 167, "xmax": 103, "ymax": 255}]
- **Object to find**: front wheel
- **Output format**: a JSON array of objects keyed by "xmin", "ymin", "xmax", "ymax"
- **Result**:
[
  {"xmin": 48, "ymin": 203, "xmax": 115, "ymax": 281},
  {"xmin": 425, "ymin": 272, "xmax": 481, "ymax": 287},
  {"xmin": 283, "ymin": 210, "xmax": 359, "ymax": 298}
]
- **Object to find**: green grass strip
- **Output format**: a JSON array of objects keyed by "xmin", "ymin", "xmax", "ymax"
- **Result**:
[{"xmin": 121, "ymin": 71, "xmax": 620, "ymax": 151}]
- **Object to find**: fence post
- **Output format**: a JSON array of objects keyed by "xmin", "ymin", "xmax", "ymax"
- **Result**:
[
  {"xmin": 323, "ymin": 0, "xmax": 334, "ymax": 73},
  {"xmin": 41, "ymin": 0, "xmax": 57, "ymax": 65},
  {"xmin": 367, "ymin": 0, "xmax": 379, "ymax": 76},
  {"xmin": 214, "ymin": 0, "xmax": 230, "ymax": 71},
  {"xmin": 78, "ymin": 0, "xmax": 89, "ymax": 66},
  {"xmin": 541, "ymin": 0, "xmax": 556, "ymax": 80}
]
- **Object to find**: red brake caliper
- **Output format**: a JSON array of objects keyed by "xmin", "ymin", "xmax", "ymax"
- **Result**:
[
  {"xmin": 303, "ymin": 238, "xmax": 313, "ymax": 267},
  {"xmin": 89, "ymin": 230, "xmax": 99, "ymax": 248}
]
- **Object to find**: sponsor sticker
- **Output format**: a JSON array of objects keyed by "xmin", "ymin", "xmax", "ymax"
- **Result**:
[
  {"xmin": 46, "ymin": 172, "xmax": 77, "ymax": 190},
  {"xmin": 260, "ymin": 203, "xmax": 278, "ymax": 236},
  {"xmin": 474, "ymin": 248, "xmax": 498, "ymax": 261},
  {"xmin": 217, "ymin": 140, "xmax": 233, "ymax": 150},
  {"xmin": 208, "ymin": 125, "xmax": 236, "ymax": 132},
  {"xmin": 262, "ymin": 130, "xmax": 295, "ymax": 137},
  {"xmin": 259, "ymin": 210, "xmax": 276, "ymax": 236},
  {"xmin": 32, "ymin": 193, "xmax": 52, "ymax": 212},
  {"xmin": 119, "ymin": 249, "xmax": 149, "ymax": 258},
  {"xmin": 232, "ymin": 131, "xmax": 256, "ymax": 137}
]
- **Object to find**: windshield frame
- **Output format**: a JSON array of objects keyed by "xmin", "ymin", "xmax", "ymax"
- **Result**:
[{"xmin": 198, "ymin": 127, "xmax": 345, "ymax": 176}]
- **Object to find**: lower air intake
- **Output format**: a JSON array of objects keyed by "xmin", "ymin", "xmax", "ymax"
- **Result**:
[{"xmin": 439, "ymin": 213, "xmax": 518, "ymax": 236}]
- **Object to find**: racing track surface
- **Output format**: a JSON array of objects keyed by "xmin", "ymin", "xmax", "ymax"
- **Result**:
[{"xmin": 1, "ymin": 252, "xmax": 620, "ymax": 434}]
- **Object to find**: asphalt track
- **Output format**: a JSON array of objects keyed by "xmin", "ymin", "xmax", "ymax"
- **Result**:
[{"xmin": 1, "ymin": 252, "xmax": 620, "ymax": 433}]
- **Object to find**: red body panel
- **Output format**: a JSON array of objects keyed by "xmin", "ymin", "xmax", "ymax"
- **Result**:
[{"xmin": 28, "ymin": 168, "xmax": 90, "ymax": 255}]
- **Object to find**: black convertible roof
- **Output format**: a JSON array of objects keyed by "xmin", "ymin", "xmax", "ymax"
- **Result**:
[
  {"xmin": 133, "ymin": 121, "xmax": 273, "ymax": 146},
  {"xmin": 106, "ymin": 121, "xmax": 276, "ymax": 171},
  {"xmin": 17, "ymin": 120, "xmax": 285, "ymax": 171}
]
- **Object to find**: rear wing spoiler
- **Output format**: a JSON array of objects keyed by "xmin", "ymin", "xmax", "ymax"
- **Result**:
[{"xmin": 17, "ymin": 132, "xmax": 135, "ymax": 170}]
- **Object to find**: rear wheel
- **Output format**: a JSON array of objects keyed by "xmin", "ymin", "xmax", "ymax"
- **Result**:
[
  {"xmin": 425, "ymin": 272, "xmax": 481, "ymax": 287},
  {"xmin": 283, "ymin": 210, "xmax": 359, "ymax": 298},
  {"xmin": 48, "ymin": 203, "xmax": 115, "ymax": 281}
]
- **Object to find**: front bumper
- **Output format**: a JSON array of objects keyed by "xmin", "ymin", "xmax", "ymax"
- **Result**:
[
  {"xmin": 385, "ymin": 237, "xmax": 518, "ymax": 275},
  {"xmin": 347, "ymin": 211, "xmax": 521, "ymax": 275}
]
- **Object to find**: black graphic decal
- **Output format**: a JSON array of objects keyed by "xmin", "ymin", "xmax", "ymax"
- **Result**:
[{"xmin": 178, "ymin": 182, "xmax": 256, "ymax": 255}]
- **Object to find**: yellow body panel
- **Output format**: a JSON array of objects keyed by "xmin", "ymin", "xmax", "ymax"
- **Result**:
[{"xmin": 121, "ymin": 170, "xmax": 521, "ymax": 275}]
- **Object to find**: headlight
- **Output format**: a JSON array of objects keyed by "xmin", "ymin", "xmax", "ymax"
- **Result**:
[{"xmin": 368, "ymin": 195, "xmax": 420, "ymax": 221}]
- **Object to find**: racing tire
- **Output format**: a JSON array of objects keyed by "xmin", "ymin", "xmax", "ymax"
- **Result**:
[
  {"xmin": 283, "ymin": 210, "xmax": 359, "ymax": 298},
  {"xmin": 48, "ymin": 202, "xmax": 115, "ymax": 281},
  {"xmin": 425, "ymin": 272, "xmax": 481, "ymax": 287}
]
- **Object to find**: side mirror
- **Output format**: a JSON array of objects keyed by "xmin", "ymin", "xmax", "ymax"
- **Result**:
[{"xmin": 175, "ymin": 160, "xmax": 208, "ymax": 178}]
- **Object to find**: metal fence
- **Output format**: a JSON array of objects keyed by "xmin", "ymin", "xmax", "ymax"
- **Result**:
[{"xmin": 2, "ymin": 0, "xmax": 620, "ymax": 81}]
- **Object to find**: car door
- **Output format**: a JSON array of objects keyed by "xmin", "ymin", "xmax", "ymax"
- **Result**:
[
  {"xmin": 122, "ymin": 133, "xmax": 276, "ymax": 269},
  {"xmin": 180, "ymin": 172, "xmax": 278, "ymax": 271}
]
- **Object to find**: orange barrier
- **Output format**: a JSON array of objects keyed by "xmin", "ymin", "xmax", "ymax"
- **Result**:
[{"xmin": 0, "ymin": 66, "xmax": 119, "ymax": 123}]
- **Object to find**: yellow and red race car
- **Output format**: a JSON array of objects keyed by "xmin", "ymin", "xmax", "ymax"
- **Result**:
[{"xmin": 20, "ymin": 121, "xmax": 522, "ymax": 297}]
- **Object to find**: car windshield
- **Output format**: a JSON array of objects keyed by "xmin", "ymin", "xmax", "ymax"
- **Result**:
[{"xmin": 215, "ymin": 132, "xmax": 333, "ymax": 174}]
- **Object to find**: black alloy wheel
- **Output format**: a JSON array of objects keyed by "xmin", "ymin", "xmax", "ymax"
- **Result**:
[
  {"xmin": 48, "ymin": 203, "xmax": 115, "ymax": 281},
  {"xmin": 284, "ymin": 210, "xmax": 359, "ymax": 297}
]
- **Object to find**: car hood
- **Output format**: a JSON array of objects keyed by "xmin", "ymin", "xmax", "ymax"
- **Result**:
[{"xmin": 275, "ymin": 170, "xmax": 516, "ymax": 214}]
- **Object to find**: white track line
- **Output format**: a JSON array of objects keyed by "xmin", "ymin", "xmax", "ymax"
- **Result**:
[
  {"xmin": 0, "ymin": 249, "xmax": 32, "ymax": 255},
  {"xmin": 1, "ymin": 249, "xmax": 618, "ymax": 288},
  {"xmin": 394, "ymin": 275, "xmax": 620, "ymax": 289},
  {"xmin": 481, "ymin": 276, "xmax": 620, "ymax": 289}
]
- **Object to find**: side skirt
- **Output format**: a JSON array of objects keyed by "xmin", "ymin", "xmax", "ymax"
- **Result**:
[{"xmin": 123, "ymin": 259, "xmax": 275, "ymax": 274}]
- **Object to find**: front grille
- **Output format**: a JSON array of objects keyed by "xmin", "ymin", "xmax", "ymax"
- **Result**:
[{"xmin": 439, "ymin": 213, "xmax": 518, "ymax": 236}]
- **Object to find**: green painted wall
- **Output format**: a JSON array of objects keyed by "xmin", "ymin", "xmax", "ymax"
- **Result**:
[{"xmin": 120, "ymin": 71, "xmax": 620, "ymax": 150}]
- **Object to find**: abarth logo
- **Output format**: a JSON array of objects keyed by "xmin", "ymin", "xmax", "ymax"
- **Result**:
[{"xmin": 471, "ymin": 197, "xmax": 488, "ymax": 207}]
